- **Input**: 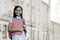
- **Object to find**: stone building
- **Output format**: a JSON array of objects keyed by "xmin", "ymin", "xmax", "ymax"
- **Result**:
[
  {"xmin": 0, "ymin": 0, "xmax": 49, "ymax": 40},
  {"xmin": 0, "ymin": 0, "xmax": 60, "ymax": 40}
]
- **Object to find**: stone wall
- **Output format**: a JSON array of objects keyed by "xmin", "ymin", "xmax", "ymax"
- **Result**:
[{"xmin": 0, "ymin": 0, "xmax": 60, "ymax": 40}]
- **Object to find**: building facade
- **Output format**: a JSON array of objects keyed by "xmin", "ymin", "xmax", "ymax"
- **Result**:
[
  {"xmin": 0, "ymin": 0, "xmax": 60, "ymax": 40},
  {"xmin": 0, "ymin": 0, "xmax": 50, "ymax": 40}
]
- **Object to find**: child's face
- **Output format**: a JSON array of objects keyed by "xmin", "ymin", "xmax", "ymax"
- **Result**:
[{"xmin": 15, "ymin": 7, "xmax": 22, "ymax": 16}]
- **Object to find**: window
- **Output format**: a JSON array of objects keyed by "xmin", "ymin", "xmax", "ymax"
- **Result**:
[
  {"xmin": 2, "ymin": 24, "xmax": 7, "ymax": 38},
  {"xmin": 0, "ymin": 24, "xmax": 1, "ymax": 32},
  {"xmin": 37, "ymin": 31, "xmax": 40, "ymax": 40},
  {"xmin": 32, "ymin": 30, "xmax": 35, "ymax": 40},
  {"xmin": 41, "ymin": 1, "xmax": 48, "ymax": 28}
]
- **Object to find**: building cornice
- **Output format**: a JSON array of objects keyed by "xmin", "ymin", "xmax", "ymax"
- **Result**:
[{"xmin": 0, "ymin": 18, "xmax": 9, "ymax": 22}]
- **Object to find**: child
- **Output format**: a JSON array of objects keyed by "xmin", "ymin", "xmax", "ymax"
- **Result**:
[{"xmin": 8, "ymin": 6, "xmax": 27, "ymax": 40}]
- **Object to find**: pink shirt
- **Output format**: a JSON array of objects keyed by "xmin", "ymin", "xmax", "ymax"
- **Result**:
[{"xmin": 9, "ymin": 17, "xmax": 25, "ymax": 35}]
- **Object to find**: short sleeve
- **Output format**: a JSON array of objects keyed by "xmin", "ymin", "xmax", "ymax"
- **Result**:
[
  {"xmin": 9, "ymin": 17, "xmax": 13, "ymax": 22},
  {"xmin": 8, "ymin": 17, "xmax": 13, "ymax": 27},
  {"xmin": 23, "ymin": 19, "xmax": 25, "ymax": 25}
]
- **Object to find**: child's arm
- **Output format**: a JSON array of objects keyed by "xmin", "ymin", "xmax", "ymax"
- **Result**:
[
  {"xmin": 23, "ymin": 25, "xmax": 27, "ymax": 35},
  {"xmin": 8, "ymin": 22, "xmax": 23, "ymax": 32},
  {"xmin": 23, "ymin": 19, "xmax": 27, "ymax": 35}
]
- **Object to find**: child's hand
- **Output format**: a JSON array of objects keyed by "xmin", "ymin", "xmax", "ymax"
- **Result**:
[{"xmin": 17, "ymin": 28, "xmax": 23, "ymax": 32}]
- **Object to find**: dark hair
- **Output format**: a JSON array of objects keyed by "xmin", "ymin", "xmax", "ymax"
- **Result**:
[{"xmin": 13, "ymin": 6, "xmax": 23, "ymax": 19}]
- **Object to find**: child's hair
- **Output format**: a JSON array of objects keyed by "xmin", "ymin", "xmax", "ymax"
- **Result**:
[{"xmin": 13, "ymin": 5, "xmax": 23, "ymax": 19}]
